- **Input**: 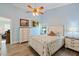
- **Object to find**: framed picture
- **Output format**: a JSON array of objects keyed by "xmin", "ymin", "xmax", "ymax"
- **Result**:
[
  {"xmin": 32, "ymin": 20, "xmax": 39, "ymax": 27},
  {"xmin": 20, "ymin": 19, "xmax": 29, "ymax": 26}
]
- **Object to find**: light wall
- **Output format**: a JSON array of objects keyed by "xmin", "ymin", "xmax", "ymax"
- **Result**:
[
  {"xmin": 41, "ymin": 4, "xmax": 79, "ymax": 26},
  {"xmin": 0, "ymin": 3, "xmax": 35, "ymax": 44}
]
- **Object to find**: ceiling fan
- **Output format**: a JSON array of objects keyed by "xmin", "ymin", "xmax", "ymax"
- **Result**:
[{"xmin": 26, "ymin": 5, "xmax": 44, "ymax": 16}]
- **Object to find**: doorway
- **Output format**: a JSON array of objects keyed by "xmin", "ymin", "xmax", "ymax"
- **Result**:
[{"xmin": 0, "ymin": 17, "xmax": 10, "ymax": 44}]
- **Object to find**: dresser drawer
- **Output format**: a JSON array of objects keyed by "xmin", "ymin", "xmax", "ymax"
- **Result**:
[
  {"xmin": 73, "ymin": 43, "xmax": 79, "ymax": 47},
  {"xmin": 20, "ymin": 27, "xmax": 30, "ymax": 43},
  {"xmin": 72, "ymin": 46, "xmax": 79, "ymax": 52},
  {"xmin": 73, "ymin": 39, "xmax": 79, "ymax": 44},
  {"xmin": 65, "ymin": 38, "xmax": 79, "ymax": 43},
  {"xmin": 65, "ymin": 40, "xmax": 71, "ymax": 45},
  {"xmin": 67, "ymin": 44, "xmax": 73, "ymax": 48},
  {"xmin": 65, "ymin": 38, "xmax": 72, "ymax": 42}
]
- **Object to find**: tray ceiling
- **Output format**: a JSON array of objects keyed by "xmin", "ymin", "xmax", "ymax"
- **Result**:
[{"xmin": 12, "ymin": 3, "xmax": 71, "ymax": 11}]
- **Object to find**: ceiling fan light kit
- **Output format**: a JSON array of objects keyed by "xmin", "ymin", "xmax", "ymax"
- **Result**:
[
  {"xmin": 27, "ymin": 5, "xmax": 44, "ymax": 16},
  {"xmin": 33, "ymin": 13, "xmax": 36, "ymax": 16},
  {"xmin": 32, "ymin": 12, "xmax": 39, "ymax": 16}
]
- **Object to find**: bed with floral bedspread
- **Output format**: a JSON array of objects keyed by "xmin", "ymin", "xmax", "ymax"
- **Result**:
[{"xmin": 29, "ymin": 35, "xmax": 64, "ymax": 56}]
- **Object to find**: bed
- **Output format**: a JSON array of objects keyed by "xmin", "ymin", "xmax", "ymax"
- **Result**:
[{"xmin": 29, "ymin": 25, "xmax": 64, "ymax": 56}]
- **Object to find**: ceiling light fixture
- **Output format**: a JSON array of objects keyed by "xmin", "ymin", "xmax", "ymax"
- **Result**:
[{"xmin": 26, "ymin": 5, "xmax": 44, "ymax": 16}]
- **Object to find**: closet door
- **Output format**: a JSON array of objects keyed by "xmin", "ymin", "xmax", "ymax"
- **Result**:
[{"xmin": 20, "ymin": 27, "xmax": 29, "ymax": 43}]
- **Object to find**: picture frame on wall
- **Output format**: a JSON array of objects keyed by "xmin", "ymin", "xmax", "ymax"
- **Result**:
[
  {"xmin": 20, "ymin": 19, "xmax": 29, "ymax": 27},
  {"xmin": 32, "ymin": 20, "xmax": 39, "ymax": 27}
]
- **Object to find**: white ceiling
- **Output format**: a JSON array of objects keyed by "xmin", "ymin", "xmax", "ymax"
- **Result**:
[{"xmin": 12, "ymin": 3, "xmax": 72, "ymax": 12}]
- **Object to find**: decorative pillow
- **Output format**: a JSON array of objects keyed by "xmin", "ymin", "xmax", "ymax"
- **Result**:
[{"xmin": 48, "ymin": 31, "xmax": 56, "ymax": 36}]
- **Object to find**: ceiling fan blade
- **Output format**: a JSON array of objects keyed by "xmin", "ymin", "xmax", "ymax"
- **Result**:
[
  {"xmin": 37, "ymin": 6, "xmax": 44, "ymax": 11},
  {"xmin": 38, "ymin": 12, "xmax": 44, "ymax": 14},
  {"xmin": 26, "ymin": 11, "xmax": 31, "ymax": 13},
  {"xmin": 27, "ymin": 5, "xmax": 44, "ymax": 15},
  {"xmin": 27, "ymin": 5, "xmax": 32, "ymax": 9}
]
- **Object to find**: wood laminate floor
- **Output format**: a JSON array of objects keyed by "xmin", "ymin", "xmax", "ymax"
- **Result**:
[{"xmin": 0, "ymin": 40, "xmax": 79, "ymax": 56}]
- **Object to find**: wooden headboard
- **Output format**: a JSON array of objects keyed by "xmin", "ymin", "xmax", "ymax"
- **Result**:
[{"xmin": 47, "ymin": 25, "xmax": 64, "ymax": 35}]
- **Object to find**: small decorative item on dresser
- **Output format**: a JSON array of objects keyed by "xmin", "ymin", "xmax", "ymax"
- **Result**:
[{"xmin": 20, "ymin": 19, "xmax": 29, "ymax": 27}]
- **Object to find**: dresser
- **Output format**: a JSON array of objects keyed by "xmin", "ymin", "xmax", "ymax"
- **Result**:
[
  {"xmin": 20, "ymin": 27, "xmax": 30, "ymax": 43},
  {"xmin": 65, "ymin": 37, "xmax": 79, "ymax": 52}
]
